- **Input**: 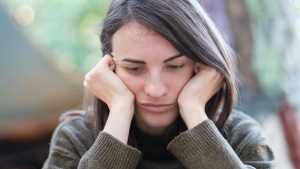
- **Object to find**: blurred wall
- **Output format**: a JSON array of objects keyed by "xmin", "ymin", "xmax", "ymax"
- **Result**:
[{"xmin": 0, "ymin": 2, "xmax": 83, "ymax": 138}]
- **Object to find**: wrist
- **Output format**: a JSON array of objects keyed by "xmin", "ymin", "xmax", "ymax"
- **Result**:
[
  {"xmin": 104, "ymin": 97, "xmax": 135, "ymax": 144},
  {"xmin": 178, "ymin": 103, "xmax": 208, "ymax": 129}
]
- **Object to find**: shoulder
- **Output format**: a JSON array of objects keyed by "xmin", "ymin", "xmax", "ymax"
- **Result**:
[
  {"xmin": 222, "ymin": 110, "xmax": 262, "ymax": 134},
  {"xmin": 50, "ymin": 111, "xmax": 96, "ymax": 155},
  {"xmin": 55, "ymin": 112, "xmax": 93, "ymax": 136},
  {"xmin": 220, "ymin": 110, "xmax": 267, "ymax": 152}
]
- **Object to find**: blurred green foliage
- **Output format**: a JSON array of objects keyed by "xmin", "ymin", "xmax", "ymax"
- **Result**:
[
  {"xmin": 5, "ymin": 0, "xmax": 111, "ymax": 75},
  {"xmin": 245, "ymin": 0, "xmax": 300, "ymax": 97},
  {"xmin": 245, "ymin": 0, "xmax": 300, "ymax": 114}
]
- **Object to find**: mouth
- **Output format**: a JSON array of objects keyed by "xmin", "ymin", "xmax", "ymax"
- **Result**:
[{"xmin": 139, "ymin": 103, "xmax": 174, "ymax": 113}]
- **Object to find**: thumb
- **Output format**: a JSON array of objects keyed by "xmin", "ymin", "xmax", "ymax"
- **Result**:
[
  {"xmin": 194, "ymin": 62, "xmax": 202, "ymax": 74},
  {"xmin": 101, "ymin": 54, "xmax": 116, "ymax": 71}
]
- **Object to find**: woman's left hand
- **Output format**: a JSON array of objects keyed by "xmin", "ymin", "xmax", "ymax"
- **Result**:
[{"xmin": 178, "ymin": 63, "xmax": 224, "ymax": 129}]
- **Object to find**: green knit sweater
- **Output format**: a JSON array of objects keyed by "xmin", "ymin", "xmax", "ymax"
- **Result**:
[{"xmin": 43, "ymin": 110, "xmax": 275, "ymax": 169}]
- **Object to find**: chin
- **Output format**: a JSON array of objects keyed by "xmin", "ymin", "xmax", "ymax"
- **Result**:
[
  {"xmin": 145, "ymin": 116, "xmax": 176, "ymax": 128},
  {"xmin": 134, "ymin": 109, "xmax": 179, "ymax": 132}
]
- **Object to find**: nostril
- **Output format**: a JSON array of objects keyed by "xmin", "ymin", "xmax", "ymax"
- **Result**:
[{"xmin": 145, "ymin": 83, "xmax": 167, "ymax": 97}]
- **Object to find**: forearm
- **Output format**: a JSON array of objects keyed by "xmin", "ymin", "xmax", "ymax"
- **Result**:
[
  {"xmin": 103, "ymin": 100, "xmax": 134, "ymax": 144},
  {"xmin": 43, "ymin": 132, "xmax": 141, "ymax": 169},
  {"xmin": 43, "ymin": 115, "xmax": 141, "ymax": 169},
  {"xmin": 79, "ymin": 132, "xmax": 141, "ymax": 169},
  {"xmin": 178, "ymin": 103, "xmax": 208, "ymax": 129},
  {"xmin": 167, "ymin": 120, "xmax": 275, "ymax": 169}
]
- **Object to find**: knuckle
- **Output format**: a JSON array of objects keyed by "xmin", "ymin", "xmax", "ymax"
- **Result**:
[
  {"xmin": 83, "ymin": 80, "xmax": 90, "ymax": 89},
  {"xmin": 84, "ymin": 73, "xmax": 91, "ymax": 82}
]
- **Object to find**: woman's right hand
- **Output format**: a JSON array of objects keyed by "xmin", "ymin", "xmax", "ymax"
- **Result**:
[
  {"xmin": 84, "ymin": 54, "xmax": 135, "ymax": 144},
  {"xmin": 84, "ymin": 54, "xmax": 134, "ymax": 110}
]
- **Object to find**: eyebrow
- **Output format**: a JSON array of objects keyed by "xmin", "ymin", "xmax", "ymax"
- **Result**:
[
  {"xmin": 112, "ymin": 53, "xmax": 184, "ymax": 64},
  {"xmin": 163, "ymin": 53, "xmax": 184, "ymax": 63}
]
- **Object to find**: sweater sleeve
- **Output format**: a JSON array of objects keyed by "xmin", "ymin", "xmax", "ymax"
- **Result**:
[
  {"xmin": 42, "ymin": 117, "xmax": 141, "ymax": 169},
  {"xmin": 167, "ymin": 118, "xmax": 276, "ymax": 169},
  {"xmin": 78, "ymin": 132, "xmax": 141, "ymax": 169}
]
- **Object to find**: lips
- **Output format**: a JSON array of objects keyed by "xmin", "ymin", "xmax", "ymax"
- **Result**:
[{"xmin": 139, "ymin": 103, "xmax": 174, "ymax": 113}]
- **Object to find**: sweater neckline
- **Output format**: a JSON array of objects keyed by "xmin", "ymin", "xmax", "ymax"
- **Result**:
[{"xmin": 132, "ymin": 117, "xmax": 187, "ymax": 162}]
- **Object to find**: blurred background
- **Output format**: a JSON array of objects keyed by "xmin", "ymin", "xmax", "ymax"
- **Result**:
[{"xmin": 0, "ymin": 0, "xmax": 299, "ymax": 168}]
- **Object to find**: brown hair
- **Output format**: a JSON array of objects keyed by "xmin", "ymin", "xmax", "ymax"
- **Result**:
[{"xmin": 84, "ymin": 0, "xmax": 238, "ymax": 136}]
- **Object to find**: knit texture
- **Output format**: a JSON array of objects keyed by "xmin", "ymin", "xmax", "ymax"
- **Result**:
[{"xmin": 43, "ymin": 110, "xmax": 276, "ymax": 169}]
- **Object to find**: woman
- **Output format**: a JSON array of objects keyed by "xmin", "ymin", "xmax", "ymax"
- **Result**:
[{"xmin": 43, "ymin": 0, "xmax": 275, "ymax": 168}]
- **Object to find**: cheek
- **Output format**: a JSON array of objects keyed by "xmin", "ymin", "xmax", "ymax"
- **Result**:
[
  {"xmin": 167, "ymin": 70, "xmax": 194, "ymax": 95},
  {"xmin": 115, "ymin": 69, "xmax": 142, "ymax": 93}
]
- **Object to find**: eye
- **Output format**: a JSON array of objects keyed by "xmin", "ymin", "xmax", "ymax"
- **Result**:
[
  {"xmin": 166, "ymin": 64, "xmax": 185, "ymax": 69},
  {"xmin": 126, "ymin": 67, "xmax": 146, "ymax": 73}
]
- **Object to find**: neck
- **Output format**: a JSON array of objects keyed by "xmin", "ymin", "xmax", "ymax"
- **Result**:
[{"xmin": 134, "ymin": 116, "xmax": 180, "ymax": 137}]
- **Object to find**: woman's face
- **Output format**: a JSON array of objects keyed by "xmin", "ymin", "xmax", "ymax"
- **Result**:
[{"xmin": 111, "ymin": 22, "xmax": 195, "ymax": 136}]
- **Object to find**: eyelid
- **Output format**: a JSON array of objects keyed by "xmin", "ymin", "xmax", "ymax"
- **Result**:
[
  {"xmin": 166, "ymin": 64, "xmax": 185, "ymax": 69},
  {"xmin": 125, "ymin": 66, "xmax": 147, "ymax": 73}
]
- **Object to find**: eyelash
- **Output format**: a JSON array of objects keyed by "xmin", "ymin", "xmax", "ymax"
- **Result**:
[
  {"xmin": 126, "ymin": 64, "xmax": 185, "ymax": 73},
  {"xmin": 166, "ymin": 64, "xmax": 185, "ymax": 69},
  {"xmin": 126, "ymin": 67, "xmax": 146, "ymax": 73}
]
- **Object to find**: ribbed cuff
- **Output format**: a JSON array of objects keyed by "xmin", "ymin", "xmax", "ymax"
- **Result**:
[
  {"xmin": 167, "ymin": 120, "xmax": 227, "ymax": 167},
  {"xmin": 87, "ymin": 132, "xmax": 141, "ymax": 169}
]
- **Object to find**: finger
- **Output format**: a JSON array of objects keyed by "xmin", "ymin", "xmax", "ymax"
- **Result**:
[
  {"xmin": 83, "ymin": 55, "xmax": 111, "ymax": 88},
  {"xmin": 196, "ymin": 66, "xmax": 224, "ymax": 92},
  {"xmin": 213, "ymin": 71, "xmax": 225, "ymax": 93},
  {"xmin": 100, "ymin": 54, "xmax": 113, "ymax": 67},
  {"xmin": 193, "ymin": 62, "xmax": 202, "ymax": 74},
  {"xmin": 102, "ymin": 54, "xmax": 116, "ymax": 71},
  {"xmin": 84, "ymin": 72, "xmax": 92, "ymax": 87},
  {"xmin": 83, "ymin": 80, "xmax": 88, "ymax": 89}
]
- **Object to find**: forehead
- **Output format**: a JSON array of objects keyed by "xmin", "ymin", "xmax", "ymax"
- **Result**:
[
  {"xmin": 113, "ymin": 22, "xmax": 157, "ymax": 40},
  {"xmin": 111, "ymin": 22, "xmax": 180, "ymax": 61}
]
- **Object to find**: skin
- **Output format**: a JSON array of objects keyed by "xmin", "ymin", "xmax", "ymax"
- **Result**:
[{"xmin": 84, "ymin": 22, "xmax": 223, "ymax": 144}]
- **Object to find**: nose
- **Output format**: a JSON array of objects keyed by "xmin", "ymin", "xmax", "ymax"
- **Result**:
[{"xmin": 144, "ymin": 73, "xmax": 167, "ymax": 98}]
